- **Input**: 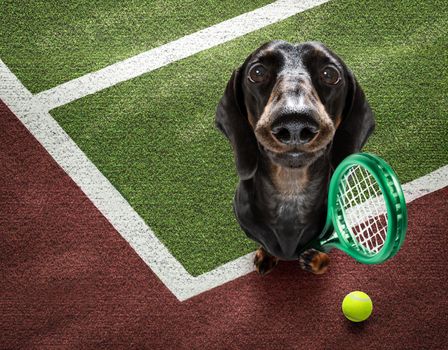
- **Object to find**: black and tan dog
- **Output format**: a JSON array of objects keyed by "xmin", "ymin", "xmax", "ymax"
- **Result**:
[{"xmin": 215, "ymin": 41, "xmax": 375, "ymax": 275}]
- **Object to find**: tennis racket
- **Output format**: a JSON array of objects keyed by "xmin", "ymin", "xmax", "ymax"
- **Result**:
[{"xmin": 308, "ymin": 153, "xmax": 407, "ymax": 264}]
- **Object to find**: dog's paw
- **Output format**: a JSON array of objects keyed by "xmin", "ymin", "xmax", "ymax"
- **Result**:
[
  {"xmin": 254, "ymin": 247, "xmax": 279, "ymax": 276},
  {"xmin": 299, "ymin": 249, "xmax": 330, "ymax": 275}
]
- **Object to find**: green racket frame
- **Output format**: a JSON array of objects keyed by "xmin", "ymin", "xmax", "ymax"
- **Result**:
[{"xmin": 310, "ymin": 153, "xmax": 408, "ymax": 264}]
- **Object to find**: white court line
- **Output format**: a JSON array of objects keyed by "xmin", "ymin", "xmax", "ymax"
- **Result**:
[
  {"xmin": 34, "ymin": 0, "xmax": 331, "ymax": 110},
  {"xmin": 1, "ymin": 0, "xmax": 447, "ymax": 301}
]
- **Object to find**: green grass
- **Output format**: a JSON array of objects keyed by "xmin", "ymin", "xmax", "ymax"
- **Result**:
[
  {"xmin": 0, "ymin": 0, "xmax": 273, "ymax": 93},
  {"xmin": 51, "ymin": 0, "xmax": 448, "ymax": 275}
]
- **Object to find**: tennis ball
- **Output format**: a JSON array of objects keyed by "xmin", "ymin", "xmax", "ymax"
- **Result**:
[{"xmin": 342, "ymin": 291, "xmax": 373, "ymax": 322}]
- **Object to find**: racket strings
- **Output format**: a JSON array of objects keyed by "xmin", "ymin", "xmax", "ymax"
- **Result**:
[
  {"xmin": 352, "ymin": 168, "xmax": 386, "ymax": 250},
  {"xmin": 338, "ymin": 165, "xmax": 388, "ymax": 255}
]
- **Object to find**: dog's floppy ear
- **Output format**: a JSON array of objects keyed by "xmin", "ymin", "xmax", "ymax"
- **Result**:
[
  {"xmin": 215, "ymin": 68, "xmax": 258, "ymax": 180},
  {"xmin": 331, "ymin": 70, "xmax": 375, "ymax": 168}
]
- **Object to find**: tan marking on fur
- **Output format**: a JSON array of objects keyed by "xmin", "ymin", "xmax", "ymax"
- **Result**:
[
  {"xmin": 254, "ymin": 91, "xmax": 286, "ymax": 153},
  {"xmin": 256, "ymin": 87, "xmax": 277, "ymax": 130},
  {"xmin": 311, "ymin": 46, "xmax": 327, "ymax": 59},
  {"xmin": 254, "ymin": 246, "xmax": 279, "ymax": 276},
  {"xmin": 309, "ymin": 251, "xmax": 330, "ymax": 275},
  {"xmin": 259, "ymin": 47, "xmax": 276, "ymax": 56},
  {"xmin": 269, "ymin": 163, "xmax": 310, "ymax": 196},
  {"xmin": 247, "ymin": 111, "xmax": 257, "ymax": 129},
  {"xmin": 334, "ymin": 115, "xmax": 342, "ymax": 129},
  {"xmin": 300, "ymin": 95, "xmax": 335, "ymax": 153}
]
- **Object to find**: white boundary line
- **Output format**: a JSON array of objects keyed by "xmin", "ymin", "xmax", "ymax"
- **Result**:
[
  {"xmin": 34, "ymin": 0, "xmax": 331, "ymax": 110},
  {"xmin": 1, "ymin": 0, "xmax": 447, "ymax": 301}
]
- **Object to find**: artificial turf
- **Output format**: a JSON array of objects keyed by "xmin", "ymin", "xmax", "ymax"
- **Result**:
[
  {"xmin": 39, "ymin": 0, "xmax": 448, "ymax": 275},
  {"xmin": 0, "ymin": 0, "xmax": 273, "ymax": 93}
]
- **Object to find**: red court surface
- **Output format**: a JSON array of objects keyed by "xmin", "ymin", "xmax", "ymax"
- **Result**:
[{"xmin": 1, "ymin": 101, "xmax": 447, "ymax": 349}]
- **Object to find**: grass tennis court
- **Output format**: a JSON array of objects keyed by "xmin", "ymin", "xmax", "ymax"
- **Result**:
[
  {"xmin": 2, "ymin": 0, "xmax": 447, "ymax": 276},
  {"xmin": 0, "ymin": 0, "xmax": 273, "ymax": 93}
]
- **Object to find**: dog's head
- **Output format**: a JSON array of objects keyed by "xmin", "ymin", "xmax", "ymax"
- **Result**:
[{"xmin": 216, "ymin": 41, "xmax": 375, "ymax": 180}]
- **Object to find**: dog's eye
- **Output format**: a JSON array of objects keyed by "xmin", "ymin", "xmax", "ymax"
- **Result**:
[
  {"xmin": 321, "ymin": 66, "xmax": 341, "ymax": 85},
  {"xmin": 248, "ymin": 64, "xmax": 267, "ymax": 83}
]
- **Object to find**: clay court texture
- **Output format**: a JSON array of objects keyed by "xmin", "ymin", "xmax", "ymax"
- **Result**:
[{"xmin": 1, "ymin": 0, "xmax": 447, "ymax": 348}]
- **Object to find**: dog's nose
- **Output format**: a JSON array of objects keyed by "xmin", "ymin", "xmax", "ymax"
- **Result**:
[{"xmin": 271, "ymin": 113, "xmax": 319, "ymax": 146}]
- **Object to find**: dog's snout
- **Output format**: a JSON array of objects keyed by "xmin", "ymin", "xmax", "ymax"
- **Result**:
[{"xmin": 271, "ymin": 113, "xmax": 319, "ymax": 146}]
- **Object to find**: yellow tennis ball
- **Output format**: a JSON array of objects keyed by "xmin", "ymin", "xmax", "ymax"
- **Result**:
[{"xmin": 342, "ymin": 291, "xmax": 373, "ymax": 322}]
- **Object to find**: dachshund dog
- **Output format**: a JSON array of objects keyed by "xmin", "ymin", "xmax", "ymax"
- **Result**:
[{"xmin": 215, "ymin": 41, "xmax": 375, "ymax": 275}]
